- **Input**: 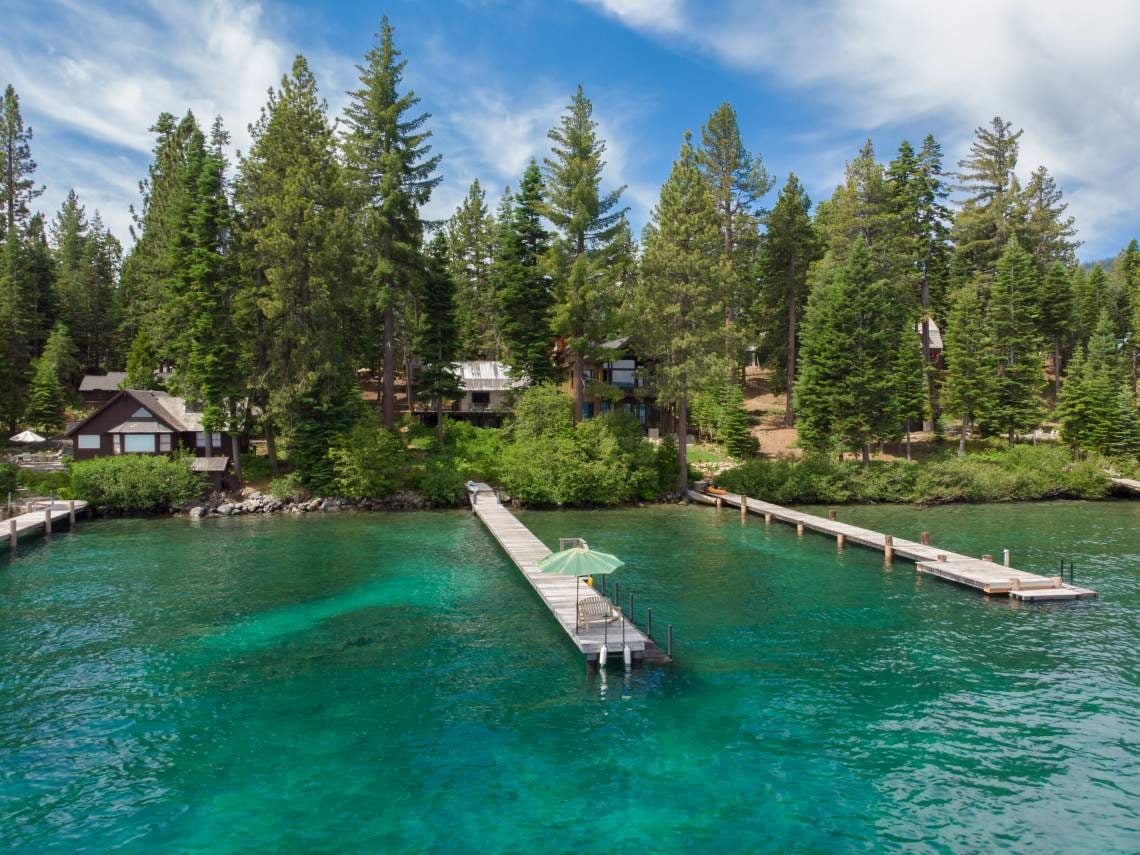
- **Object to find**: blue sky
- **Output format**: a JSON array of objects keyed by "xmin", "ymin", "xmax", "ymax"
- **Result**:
[{"xmin": 4, "ymin": 0, "xmax": 1138, "ymax": 259}]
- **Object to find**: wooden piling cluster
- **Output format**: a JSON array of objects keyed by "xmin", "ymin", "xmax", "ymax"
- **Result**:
[{"xmin": 689, "ymin": 489, "xmax": 1097, "ymax": 602}]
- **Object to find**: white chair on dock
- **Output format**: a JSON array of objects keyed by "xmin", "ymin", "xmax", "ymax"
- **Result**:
[{"xmin": 577, "ymin": 596, "xmax": 620, "ymax": 632}]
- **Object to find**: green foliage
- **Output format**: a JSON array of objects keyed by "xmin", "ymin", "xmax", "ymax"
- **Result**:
[
  {"xmin": 71, "ymin": 454, "xmax": 205, "ymax": 512},
  {"xmin": 23, "ymin": 322, "xmax": 74, "ymax": 433},
  {"xmin": 438, "ymin": 418, "xmax": 505, "ymax": 484},
  {"xmin": 509, "ymin": 383, "xmax": 574, "ymax": 439},
  {"xmin": 0, "ymin": 463, "xmax": 17, "ymax": 496},
  {"xmin": 269, "ymin": 474, "xmax": 305, "ymax": 502},
  {"xmin": 16, "ymin": 467, "xmax": 72, "ymax": 498},
  {"xmin": 327, "ymin": 419, "xmax": 408, "ymax": 499},
  {"xmin": 942, "ymin": 281, "xmax": 997, "ymax": 452},
  {"xmin": 291, "ymin": 379, "xmax": 363, "ymax": 494},
  {"xmin": 716, "ymin": 445, "xmax": 1110, "ymax": 505},
  {"xmin": 718, "ymin": 384, "xmax": 756, "ymax": 459}
]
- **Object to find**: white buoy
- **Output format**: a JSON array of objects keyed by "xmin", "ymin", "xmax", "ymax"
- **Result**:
[
  {"xmin": 598, "ymin": 644, "xmax": 608, "ymax": 668},
  {"xmin": 623, "ymin": 645, "xmax": 632, "ymax": 668}
]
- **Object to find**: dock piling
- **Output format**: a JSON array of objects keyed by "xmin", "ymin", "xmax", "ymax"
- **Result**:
[
  {"xmin": 741, "ymin": 497, "xmax": 748, "ymax": 521},
  {"xmin": 43, "ymin": 507, "xmax": 51, "ymax": 543},
  {"xmin": 837, "ymin": 533, "xmax": 845, "ymax": 550},
  {"xmin": 796, "ymin": 521, "xmax": 804, "ymax": 537},
  {"xmin": 8, "ymin": 519, "xmax": 15, "ymax": 554},
  {"xmin": 982, "ymin": 553, "xmax": 993, "ymax": 562},
  {"xmin": 883, "ymin": 534, "xmax": 893, "ymax": 563},
  {"xmin": 920, "ymin": 531, "xmax": 931, "ymax": 545},
  {"xmin": 715, "ymin": 496, "xmax": 722, "ymax": 509},
  {"xmin": 1003, "ymin": 549, "xmax": 1010, "ymax": 567},
  {"xmin": 69, "ymin": 500, "xmax": 76, "ymax": 531},
  {"xmin": 827, "ymin": 508, "xmax": 837, "ymax": 521},
  {"xmin": 764, "ymin": 512, "xmax": 772, "ymax": 525}
]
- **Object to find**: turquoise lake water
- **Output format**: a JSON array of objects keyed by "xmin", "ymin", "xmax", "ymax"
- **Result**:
[{"xmin": 1, "ymin": 501, "xmax": 1138, "ymax": 852}]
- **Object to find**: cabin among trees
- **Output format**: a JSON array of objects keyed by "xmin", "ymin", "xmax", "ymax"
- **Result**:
[
  {"xmin": 558, "ymin": 337, "xmax": 661, "ymax": 427},
  {"xmin": 78, "ymin": 372, "xmax": 128, "ymax": 409},
  {"xmin": 65, "ymin": 389, "xmax": 242, "ymax": 489}
]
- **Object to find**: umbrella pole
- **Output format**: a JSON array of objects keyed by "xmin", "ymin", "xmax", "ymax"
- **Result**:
[{"xmin": 575, "ymin": 576, "xmax": 579, "ymax": 633}]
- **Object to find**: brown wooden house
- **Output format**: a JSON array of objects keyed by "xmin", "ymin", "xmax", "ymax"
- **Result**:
[{"xmin": 65, "ymin": 389, "xmax": 239, "ymax": 489}]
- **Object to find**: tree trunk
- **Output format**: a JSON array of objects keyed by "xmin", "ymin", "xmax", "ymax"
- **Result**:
[
  {"xmin": 571, "ymin": 349, "xmax": 584, "ymax": 423},
  {"xmin": 204, "ymin": 430, "xmax": 213, "ymax": 458},
  {"xmin": 920, "ymin": 316, "xmax": 934, "ymax": 432},
  {"xmin": 785, "ymin": 295, "xmax": 797, "ymax": 426},
  {"xmin": 405, "ymin": 355, "xmax": 415, "ymax": 415},
  {"xmin": 958, "ymin": 414, "xmax": 967, "ymax": 458},
  {"xmin": 434, "ymin": 395, "xmax": 444, "ymax": 443},
  {"xmin": 861, "ymin": 443, "xmax": 870, "ymax": 467},
  {"xmin": 906, "ymin": 420, "xmax": 912, "ymax": 462},
  {"xmin": 230, "ymin": 433, "xmax": 242, "ymax": 482},
  {"xmin": 1008, "ymin": 426, "xmax": 1015, "ymax": 447},
  {"xmin": 264, "ymin": 420, "xmax": 279, "ymax": 476},
  {"xmin": 676, "ymin": 397, "xmax": 689, "ymax": 493},
  {"xmin": 382, "ymin": 304, "xmax": 395, "ymax": 429},
  {"xmin": 1054, "ymin": 333, "xmax": 1062, "ymax": 404}
]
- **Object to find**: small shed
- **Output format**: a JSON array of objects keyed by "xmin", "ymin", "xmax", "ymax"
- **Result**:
[{"xmin": 191, "ymin": 456, "xmax": 232, "ymax": 491}]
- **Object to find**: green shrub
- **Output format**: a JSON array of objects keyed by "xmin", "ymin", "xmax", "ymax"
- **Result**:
[
  {"xmin": 327, "ymin": 422, "xmax": 409, "ymax": 498},
  {"xmin": 71, "ymin": 455, "xmax": 205, "ymax": 512},
  {"xmin": 417, "ymin": 460, "xmax": 467, "ymax": 505},
  {"xmin": 0, "ymin": 463, "xmax": 16, "ymax": 497},
  {"xmin": 269, "ymin": 474, "xmax": 306, "ymax": 502},
  {"xmin": 17, "ymin": 467, "xmax": 74, "ymax": 499},
  {"xmin": 439, "ymin": 419, "xmax": 505, "ymax": 484}
]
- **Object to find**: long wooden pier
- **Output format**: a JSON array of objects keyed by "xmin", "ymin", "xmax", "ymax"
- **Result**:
[
  {"xmin": 467, "ymin": 484, "xmax": 663, "ymax": 663},
  {"xmin": 690, "ymin": 489, "xmax": 1097, "ymax": 602},
  {"xmin": 2, "ymin": 500, "xmax": 90, "ymax": 552}
]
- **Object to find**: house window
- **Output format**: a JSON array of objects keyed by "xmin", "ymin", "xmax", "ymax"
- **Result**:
[
  {"xmin": 159, "ymin": 434, "xmax": 172, "ymax": 452},
  {"xmin": 113, "ymin": 434, "xmax": 122, "ymax": 454},
  {"xmin": 195, "ymin": 432, "xmax": 222, "ymax": 448},
  {"xmin": 471, "ymin": 392, "xmax": 490, "ymax": 404},
  {"xmin": 131, "ymin": 407, "xmax": 153, "ymax": 419},
  {"xmin": 124, "ymin": 434, "xmax": 155, "ymax": 453},
  {"xmin": 77, "ymin": 434, "xmax": 101, "ymax": 449}
]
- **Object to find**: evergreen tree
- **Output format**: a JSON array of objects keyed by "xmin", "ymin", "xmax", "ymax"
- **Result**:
[
  {"xmin": 417, "ymin": 231, "xmax": 461, "ymax": 440},
  {"xmin": 1058, "ymin": 316, "xmax": 1140, "ymax": 459},
  {"xmin": 1020, "ymin": 165, "xmax": 1080, "ymax": 271},
  {"xmin": 543, "ymin": 85, "xmax": 629, "ymax": 421},
  {"xmin": 894, "ymin": 329, "xmax": 925, "ymax": 460},
  {"xmin": 633, "ymin": 132, "xmax": 725, "ymax": 490},
  {"xmin": 0, "ymin": 84, "xmax": 44, "ymax": 233},
  {"xmin": 124, "ymin": 330, "xmax": 160, "ymax": 389},
  {"xmin": 983, "ymin": 240, "xmax": 1042, "ymax": 443},
  {"xmin": 718, "ymin": 382, "xmax": 755, "ymax": 459},
  {"xmin": 794, "ymin": 241, "xmax": 902, "ymax": 463},
  {"xmin": 953, "ymin": 117, "xmax": 1024, "ymax": 275},
  {"xmin": 755, "ymin": 173, "xmax": 819, "ymax": 424},
  {"xmin": 497, "ymin": 160, "xmax": 555, "ymax": 382},
  {"xmin": 23, "ymin": 323, "xmax": 72, "ymax": 433},
  {"xmin": 942, "ymin": 282, "xmax": 997, "ymax": 456},
  {"xmin": 888, "ymin": 134, "xmax": 952, "ymax": 428},
  {"xmin": 1038, "ymin": 261, "xmax": 1073, "ymax": 403},
  {"xmin": 342, "ymin": 17, "xmax": 441, "ymax": 429},
  {"xmin": 447, "ymin": 180, "xmax": 500, "ymax": 359},
  {"xmin": 235, "ymin": 55, "xmax": 355, "ymax": 474},
  {"xmin": 1078, "ymin": 264, "xmax": 1110, "ymax": 348},
  {"xmin": 118, "ymin": 112, "xmax": 200, "ymax": 353},
  {"xmin": 696, "ymin": 102, "xmax": 772, "ymax": 377}
]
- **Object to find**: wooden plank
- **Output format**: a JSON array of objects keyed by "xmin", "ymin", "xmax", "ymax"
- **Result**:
[
  {"xmin": 470, "ymin": 494, "xmax": 654, "ymax": 659},
  {"xmin": 692, "ymin": 489, "xmax": 1098, "ymax": 601},
  {"xmin": 1, "ymin": 501, "xmax": 89, "ymax": 545}
]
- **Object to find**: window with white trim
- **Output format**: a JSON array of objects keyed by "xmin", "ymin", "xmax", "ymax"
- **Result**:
[
  {"xmin": 159, "ymin": 433, "xmax": 172, "ymax": 452},
  {"xmin": 124, "ymin": 434, "xmax": 155, "ymax": 453},
  {"xmin": 195, "ymin": 431, "xmax": 222, "ymax": 448},
  {"xmin": 113, "ymin": 434, "xmax": 122, "ymax": 454},
  {"xmin": 77, "ymin": 434, "xmax": 101, "ymax": 449}
]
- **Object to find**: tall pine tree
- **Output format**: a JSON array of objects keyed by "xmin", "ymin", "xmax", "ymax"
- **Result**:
[{"xmin": 0, "ymin": 84, "xmax": 44, "ymax": 233}]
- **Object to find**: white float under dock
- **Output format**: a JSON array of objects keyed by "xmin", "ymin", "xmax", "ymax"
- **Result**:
[
  {"xmin": 2, "ymin": 500, "xmax": 90, "ymax": 551},
  {"xmin": 690, "ymin": 489, "xmax": 1097, "ymax": 602},
  {"xmin": 467, "ymin": 484, "xmax": 665, "ymax": 663}
]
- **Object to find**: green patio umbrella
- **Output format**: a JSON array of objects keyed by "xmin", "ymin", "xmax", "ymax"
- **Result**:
[{"xmin": 539, "ymin": 546, "xmax": 624, "ymax": 633}]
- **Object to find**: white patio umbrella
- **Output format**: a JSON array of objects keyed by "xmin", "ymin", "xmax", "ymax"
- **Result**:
[{"xmin": 9, "ymin": 430, "xmax": 46, "ymax": 443}]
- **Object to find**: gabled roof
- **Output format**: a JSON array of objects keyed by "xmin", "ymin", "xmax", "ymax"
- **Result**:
[
  {"xmin": 454, "ymin": 361, "xmax": 529, "ymax": 392},
  {"xmin": 79, "ymin": 372, "xmax": 127, "ymax": 392},
  {"xmin": 66, "ymin": 389, "xmax": 207, "ymax": 436},
  {"xmin": 191, "ymin": 456, "xmax": 230, "ymax": 472}
]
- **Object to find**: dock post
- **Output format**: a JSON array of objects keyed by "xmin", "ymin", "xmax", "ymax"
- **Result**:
[
  {"xmin": 69, "ymin": 500, "xmax": 76, "ymax": 531},
  {"xmin": 740, "ymin": 497, "xmax": 748, "ymax": 521},
  {"xmin": 667, "ymin": 624, "xmax": 673, "ymax": 659},
  {"xmin": 836, "ymin": 533, "xmax": 845, "ymax": 550},
  {"xmin": 796, "ymin": 522, "xmax": 804, "ymax": 537},
  {"xmin": 982, "ymin": 554, "xmax": 993, "ymax": 563},
  {"xmin": 44, "ymin": 506, "xmax": 52, "ymax": 543},
  {"xmin": 715, "ymin": 496, "xmax": 722, "ymax": 509},
  {"xmin": 1003, "ymin": 549, "xmax": 1010, "ymax": 567},
  {"xmin": 647, "ymin": 608, "xmax": 653, "ymax": 640},
  {"xmin": 8, "ymin": 519, "xmax": 16, "ymax": 554},
  {"xmin": 764, "ymin": 513, "xmax": 772, "ymax": 526},
  {"xmin": 937, "ymin": 553, "xmax": 947, "ymax": 562},
  {"xmin": 883, "ymin": 535, "xmax": 893, "ymax": 563},
  {"xmin": 920, "ymin": 531, "xmax": 931, "ymax": 546},
  {"xmin": 827, "ymin": 508, "xmax": 837, "ymax": 521}
]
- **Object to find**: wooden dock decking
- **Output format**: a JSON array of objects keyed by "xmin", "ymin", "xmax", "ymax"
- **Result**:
[
  {"xmin": 468, "ymin": 485, "xmax": 661, "ymax": 662},
  {"xmin": 2, "ymin": 500, "xmax": 89, "ymax": 550},
  {"xmin": 690, "ymin": 490, "xmax": 1098, "ymax": 602}
]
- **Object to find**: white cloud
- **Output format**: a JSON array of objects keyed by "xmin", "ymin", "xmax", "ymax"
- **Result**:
[{"xmin": 582, "ymin": 0, "xmax": 1140, "ymax": 254}]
